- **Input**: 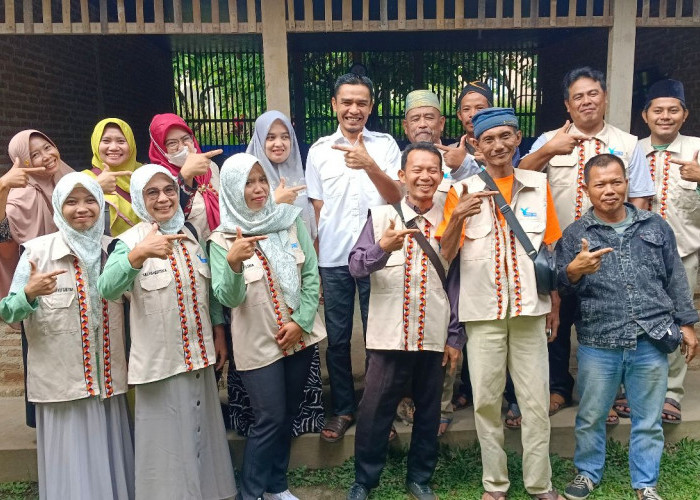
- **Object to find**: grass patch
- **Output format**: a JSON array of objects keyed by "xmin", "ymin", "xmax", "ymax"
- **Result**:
[
  {"xmin": 0, "ymin": 482, "xmax": 38, "ymax": 500},
  {"xmin": 289, "ymin": 439, "xmax": 700, "ymax": 499}
]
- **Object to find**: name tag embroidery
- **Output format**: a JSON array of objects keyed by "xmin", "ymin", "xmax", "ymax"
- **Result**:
[
  {"xmin": 143, "ymin": 269, "xmax": 168, "ymax": 277},
  {"xmin": 608, "ymin": 147, "xmax": 623, "ymax": 157},
  {"xmin": 520, "ymin": 208, "xmax": 537, "ymax": 218}
]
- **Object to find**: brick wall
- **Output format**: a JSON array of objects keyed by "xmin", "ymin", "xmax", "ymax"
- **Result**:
[
  {"xmin": 0, "ymin": 34, "xmax": 174, "ymax": 395},
  {"xmin": 0, "ymin": 35, "xmax": 174, "ymax": 170},
  {"xmin": 631, "ymin": 28, "xmax": 700, "ymax": 138}
]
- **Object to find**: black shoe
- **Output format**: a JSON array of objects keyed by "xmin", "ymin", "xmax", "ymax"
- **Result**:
[
  {"xmin": 347, "ymin": 482, "xmax": 369, "ymax": 500},
  {"xmin": 564, "ymin": 474, "xmax": 595, "ymax": 500},
  {"xmin": 406, "ymin": 481, "xmax": 438, "ymax": 500}
]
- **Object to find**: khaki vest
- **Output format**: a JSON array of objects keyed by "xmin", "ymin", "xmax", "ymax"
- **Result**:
[
  {"xmin": 119, "ymin": 222, "xmax": 214, "ymax": 384},
  {"xmin": 22, "ymin": 233, "xmax": 128, "ymax": 403},
  {"xmin": 208, "ymin": 224, "xmax": 326, "ymax": 371},
  {"xmin": 544, "ymin": 122, "xmax": 638, "ymax": 230},
  {"xmin": 455, "ymin": 169, "xmax": 551, "ymax": 321},
  {"xmin": 366, "ymin": 201, "xmax": 449, "ymax": 352},
  {"xmin": 640, "ymin": 134, "xmax": 700, "ymax": 257},
  {"xmin": 187, "ymin": 161, "xmax": 220, "ymax": 241}
]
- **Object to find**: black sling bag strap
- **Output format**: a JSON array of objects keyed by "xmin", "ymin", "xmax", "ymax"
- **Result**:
[
  {"xmin": 475, "ymin": 170, "xmax": 538, "ymax": 261},
  {"xmin": 391, "ymin": 202, "xmax": 447, "ymax": 289}
]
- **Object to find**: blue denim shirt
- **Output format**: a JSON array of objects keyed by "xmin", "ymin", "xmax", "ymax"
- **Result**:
[{"xmin": 556, "ymin": 203, "xmax": 698, "ymax": 349}]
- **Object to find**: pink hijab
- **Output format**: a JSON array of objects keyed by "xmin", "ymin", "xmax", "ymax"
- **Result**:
[
  {"xmin": 148, "ymin": 113, "xmax": 220, "ymax": 230},
  {"xmin": 2, "ymin": 130, "xmax": 72, "ymax": 299}
]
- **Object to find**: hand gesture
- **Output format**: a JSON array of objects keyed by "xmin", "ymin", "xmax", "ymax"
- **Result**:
[
  {"xmin": 96, "ymin": 162, "xmax": 132, "ymax": 194},
  {"xmin": 180, "ymin": 147, "xmax": 222, "ymax": 185},
  {"xmin": 545, "ymin": 290, "xmax": 561, "ymax": 343},
  {"xmin": 277, "ymin": 320, "xmax": 304, "ymax": 351},
  {"xmin": 436, "ymin": 135, "xmax": 469, "ymax": 170},
  {"xmin": 226, "ymin": 227, "xmax": 268, "ymax": 273},
  {"xmin": 0, "ymin": 157, "xmax": 46, "ymax": 190},
  {"xmin": 129, "ymin": 223, "xmax": 187, "ymax": 268},
  {"xmin": 680, "ymin": 325, "xmax": 698, "ymax": 363},
  {"xmin": 569, "ymin": 238, "xmax": 613, "ymax": 276},
  {"xmin": 547, "ymin": 120, "xmax": 591, "ymax": 156},
  {"xmin": 452, "ymin": 184, "xmax": 498, "ymax": 219},
  {"xmin": 442, "ymin": 345, "xmax": 461, "ymax": 376},
  {"xmin": 23, "ymin": 260, "xmax": 67, "ymax": 302},
  {"xmin": 274, "ymin": 178, "xmax": 306, "ymax": 205},
  {"xmin": 378, "ymin": 219, "xmax": 419, "ymax": 253},
  {"xmin": 670, "ymin": 151, "xmax": 700, "ymax": 183},
  {"xmin": 331, "ymin": 132, "xmax": 375, "ymax": 170}
]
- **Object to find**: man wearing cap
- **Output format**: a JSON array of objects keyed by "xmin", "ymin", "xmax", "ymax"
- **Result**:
[
  {"xmin": 438, "ymin": 108, "xmax": 564, "ymax": 500},
  {"xmin": 401, "ymin": 89, "xmax": 480, "ymax": 436},
  {"xmin": 639, "ymin": 79, "xmax": 700, "ymax": 425},
  {"xmin": 519, "ymin": 67, "xmax": 655, "ymax": 418},
  {"xmin": 306, "ymin": 73, "xmax": 403, "ymax": 443}
]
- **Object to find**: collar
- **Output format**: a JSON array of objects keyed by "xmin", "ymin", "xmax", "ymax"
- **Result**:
[
  {"xmin": 400, "ymin": 198, "xmax": 441, "ymax": 229},
  {"xmin": 579, "ymin": 202, "xmax": 653, "ymax": 229},
  {"xmin": 641, "ymin": 134, "xmax": 684, "ymax": 156},
  {"xmin": 331, "ymin": 126, "xmax": 373, "ymax": 146},
  {"xmin": 50, "ymin": 234, "xmax": 77, "ymax": 260}
]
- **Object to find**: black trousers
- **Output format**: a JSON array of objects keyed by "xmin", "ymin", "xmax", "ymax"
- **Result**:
[
  {"xmin": 547, "ymin": 293, "xmax": 577, "ymax": 401},
  {"xmin": 354, "ymin": 349, "xmax": 444, "ymax": 489},
  {"xmin": 238, "ymin": 347, "xmax": 313, "ymax": 500}
]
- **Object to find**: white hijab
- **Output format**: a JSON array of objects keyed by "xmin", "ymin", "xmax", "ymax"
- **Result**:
[{"xmin": 130, "ymin": 164, "xmax": 185, "ymax": 235}]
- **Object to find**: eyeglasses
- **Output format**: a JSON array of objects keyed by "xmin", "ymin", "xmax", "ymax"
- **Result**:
[
  {"xmin": 144, "ymin": 185, "xmax": 178, "ymax": 200},
  {"xmin": 164, "ymin": 134, "xmax": 194, "ymax": 152}
]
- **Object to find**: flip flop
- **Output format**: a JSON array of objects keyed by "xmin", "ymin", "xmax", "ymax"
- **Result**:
[
  {"xmin": 613, "ymin": 394, "xmax": 631, "ymax": 418},
  {"xmin": 549, "ymin": 393, "xmax": 568, "ymax": 416},
  {"xmin": 320, "ymin": 415, "xmax": 355, "ymax": 443},
  {"xmin": 438, "ymin": 416, "xmax": 452, "ymax": 437},
  {"xmin": 606, "ymin": 408, "xmax": 620, "ymax": 426},
  {"xmin": 662, "ymin": 398, "xmax": 681, "ymax": 424},
  {"xmin": 505, "ymin": 402, "xmax": 522, "ymax": 430}
]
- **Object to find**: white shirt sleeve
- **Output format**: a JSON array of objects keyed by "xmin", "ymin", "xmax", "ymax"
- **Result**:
[
  {"xmin": 526, "ymin": 133, "xmax": 549, "ymax": 155},
  {"xmin": 383, "ymin": 138, "xmax": 402, "ymax": 181},
  {"xmin": 451, "ymin": 154, "xmax": 480, "ymax": 181},
  {"xmin": 627, "ymin": 143, "xmax": 656, "ymax": 198},
  {"xmin": 305, "ymin": 148, "xmax": 323, "ymax": 201}
]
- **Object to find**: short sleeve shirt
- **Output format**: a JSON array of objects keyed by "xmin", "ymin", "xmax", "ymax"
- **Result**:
[{"xmin": 305, "ymin": 127, "xmax": 401, "ymax": 267}]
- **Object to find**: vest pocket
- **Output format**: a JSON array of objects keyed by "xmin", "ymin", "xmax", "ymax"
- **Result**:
[
  {"xmin": 139, "ymin": 272, "xmax": 176, "ymax": 315},
  {"xmin": 547, "ymin": 155, "xmax": 577, "ymax": 186},
  {"xmin": 461, "ymin": 223, "xmax": 493, "ymax": 261},
  {"xmin": 241, "ymin": 264, "xmax": 268, "ymax": 306},
  {"xmin": 38, "ymin": 292, "xmax": 79, "ymax": 335}
]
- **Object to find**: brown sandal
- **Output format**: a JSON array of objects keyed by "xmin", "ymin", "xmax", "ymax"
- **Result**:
[
  {"xmin": 549, "ymin": 393, "xmax": 568, "ymax": 416},
  {"xmin": 482, "ymin": 492, "xmax": 507, "ymax": 499},
  {"xmin": 320, "ymin": 415, "xmax": 354, "ymax": 442},
  {"xmin": 530, "ymin": 490, "xmax": 564, "ymax": 499}
]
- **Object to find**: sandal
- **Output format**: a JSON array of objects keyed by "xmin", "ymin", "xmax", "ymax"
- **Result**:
[
  {"xmin": 606, "ymin": 408, "xmax": 620, "ymax": 426},
  {"xmin": 396, "ymin": 397, "xmax": 415, "ymax": 425},
  {"xmin": 530, "ymin": 489, "xmax": 564, "ymax": 499},
  {"xmin": 549, "ymin": 393, "xmax": 568, "ymax": 416},
  {"xmin": 505, "ymin": 402, "xmax": 522, "ymax": 430},
  {"xmin": 452, "ymin": 393, "xmax": 471, "ymax": 411},
  {"xmin": 438, "ymin": 416, "xmax": 452, "ymax": 437},
  {"xmin": 482, "ymin": 492, "xmax": 507, "ymax": 500},
  {"xmin": 389, "ymin": 424, "xmax": 398, "ymax": 442},
  {"xmin": 614, "ymin": 394, "xmax": 631, "ymax": 418},
  {"xmin": 662, "ymin": 398, "xmax": 681, "ymax": 424},
  {"xmin": 320, "ymin": 415, "xmax": 354, "ymax": 442}
]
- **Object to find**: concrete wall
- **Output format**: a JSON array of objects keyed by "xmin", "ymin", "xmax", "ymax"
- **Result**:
[{"xmin": 0, "ymin": 35, "xmax": 174, "ymax": 169}]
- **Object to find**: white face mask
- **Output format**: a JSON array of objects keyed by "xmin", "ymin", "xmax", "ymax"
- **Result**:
[{"xmin": 165, "ymin": 147, "xmax": 189, "ymax": 167}]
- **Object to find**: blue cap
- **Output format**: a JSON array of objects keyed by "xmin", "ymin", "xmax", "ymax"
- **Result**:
[
  {"xmin": 644, "ymin": 79, "xmax": 686, "ymax": 110},
  {"xmin": 472, "ymin": 107, "xmax": 519, "ymax": 139}
]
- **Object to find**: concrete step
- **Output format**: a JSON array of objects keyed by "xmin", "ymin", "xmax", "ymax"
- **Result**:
[{"xmin": 3, "ymin": 370, "xmax": 700, "ymax": 482}]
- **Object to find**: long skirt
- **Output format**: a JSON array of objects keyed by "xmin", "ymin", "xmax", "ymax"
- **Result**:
[
  {"xmin": 134, "ymin": 366, "xmax": 237, "ymax": 500},
  {"xmin": 227, "ymin": 343, "xmax": 324, "ymax": 437},
  {"xmin": 36, "ymin": 394, "xmax": 135, "ymax": 500}
]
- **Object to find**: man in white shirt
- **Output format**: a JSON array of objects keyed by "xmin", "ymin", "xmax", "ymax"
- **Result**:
[
  {"xmin": 639, "ymin": 78, "xmax": 700, "ymax": 425},
  {"xmin": 519, "ymin": 67, "xmax": 655, "ymax": 417},
  {"xmin": 305, "ymin": 73, "xmax": 402, "ymax": 442}
]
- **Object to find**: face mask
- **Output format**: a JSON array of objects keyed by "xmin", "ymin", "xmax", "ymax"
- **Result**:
[{"xmin": 165, "ymin": 147, "xmax": 189, "ymax": 167}]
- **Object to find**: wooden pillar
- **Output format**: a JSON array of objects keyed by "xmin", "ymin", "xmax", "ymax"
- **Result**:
[
  {"xmin": 261, "ymin": 0, "xmax": 291, "ymax": 116},
  {"xmin": 606, "ymin": 0, "xmax": 636, "ymax": 132}
]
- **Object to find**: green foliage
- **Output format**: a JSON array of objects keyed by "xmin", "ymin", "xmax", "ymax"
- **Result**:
[
  {"xmin": 0, "ymin": 481, "xmax": 38, "ymax": 500},
  {"xmin": 288, "ymin": 439, "xmax": 700, "ymax": 499}
]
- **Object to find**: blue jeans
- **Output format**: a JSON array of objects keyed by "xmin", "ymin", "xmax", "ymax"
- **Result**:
[
  {"xmin": 319, "ymin": 266, "xmax": 370, "ymax": 416},
  {"xmin": 575, "ymin": 337, "xmax": 668, "ymax": 489}
]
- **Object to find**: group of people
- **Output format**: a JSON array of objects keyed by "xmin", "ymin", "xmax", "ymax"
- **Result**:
[{"xmin": 0, "ymin": 65, "xmax": 697, "ymax": 500}]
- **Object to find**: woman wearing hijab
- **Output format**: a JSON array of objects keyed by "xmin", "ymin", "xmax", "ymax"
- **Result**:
[
  {"xmin": 0, "ymin": 173, "xmax": 133, "ymax": 500},
  {"xmin": 3, "ymin": 130, "xmax": 74, "ymax": 427},
  {"xmin": 98, "ymin": 164, "xmax": 236, "ymax": 500},
  {"xmin": 223, "ymin": 111, "xmax": 324, "ymax": 438},
  {"xmin": 84, "ymin": 118, "xmax": 142, "ymax": 236},
  {"xmin": 209, "ymin": 153, "xmax": 326, "ymax": 500},
  {"xmin": 148, "ymin": 113, "xmax": 222, "ymax": 240}
]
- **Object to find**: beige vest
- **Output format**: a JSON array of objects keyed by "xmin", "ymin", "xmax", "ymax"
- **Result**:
[
  {"xmin": 366, "ymin": 201, "xmax": 450, "ymax": 352},
  {"xmin": 544, "ymin": 122, "xmax": 638, "ymax": 230},
  {"xmin": 187, "ymin": 161, "xmax": 220, "ymax": 241},
  {"xmin": 119, "ymin": 222, "xmax": 214, "ymax": 384},
  {"xmin": 21, "ymin": 233, "xmax": 128, "ymax": 403},
  {"xmin": 640, "ymin": 134, "xmax": 700, "ymax": 257},
  {"xmin": 208, "ymin": 225, "xmax": 326, "ymax": 371},
  {"xmin": 456, "ymin": 169, "xmax": 551, "ymax": 322}
]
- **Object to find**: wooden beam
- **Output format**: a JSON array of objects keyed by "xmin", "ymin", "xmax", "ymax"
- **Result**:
[
  {"xmin": 416, "ymin": 0, "xmax": 423, "ymax": 29},
  {"xmin": 398, "ymin": 0, "xmax": 405, "ymax": 30},
  {"xmin": 136, "ymin": 0, "xmax": 145, "ymax": 31},
  {"xmin": 173, "ymin": 0, "xmax": 183, "ymax": 29},
  {"xmin": 247, "ymin": 0, "xmax": 256, "ymax": 32},
  {"xmin": 287, "ymin": 0, "xmax": 295, "ymax": 30},
  {"xmin": 211, "ymin": 0, "xmax": 220, "ymax": 32},
  {"xmin": 6, "ymin": 0, "xmax": 16, "ymax": 32},
  {"xmin": 455, "ymin": 0, "xmax": 464, "ymax": 28},
  {"xmin": 42, "ymin": 0, "xmax": 52, "ymax": 33},
  {"xmin": 343, "ymin": 0, "xmax": 352, "ymax": 30},
  {"xmin": 325, "ymin": 0, "xmax": 332, "ymax": 31},
  {"xmin": 606, "ymin": 0, "xmax": 637, "ymax": 131},
  {"xmin": 193, "ymin": 0, "xmax": 201, "ymax": 28},
  {"xmin": 436, "ymin": 0, "xmax": 444, "ymax": 29},
  {"xmin": 229, "ymin": 0, "xmax": 238, "ymax": 32},
  {"xmin": 154, "ymin": 0, "xmax": 164, "ymax": 32},
  {"xmin": 261, "ymin": 0, "xmax": 291, "ymax": 116},
  {"xmin": 117, "ymin": 0, "xmax": 127, "ymax": 32},
  {"xmin": 380, "ymin": 0, "xmax": 387, "ymax": 29},
  {"xmin": 514, "ymin": 0, "xmax": 522, "ymax": 27},
  {"xmin": 99, "ymin": 0, "xmax": 108, "ymax": 33},
  {"xmin": 362, "ymin": 0, "xmax": 369, "ymax": 30},
  {"xmin": 23, "ymin": 0, "xmax": 33, "ymax": 33},
  {"xmin": 304, "ymin": 0, "xmax": 313, "ymax": 30}
]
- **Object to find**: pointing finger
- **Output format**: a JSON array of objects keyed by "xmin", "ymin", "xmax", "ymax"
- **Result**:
[
  {"xmin": 396, "ymin": 229, "xmax": 420, "ymax": 236},
  {"xmin": 21, "ymin": 167, "xmax": 47, "ymax": 174},
  {"xmin": 434, "ymin": 144, "xmax": 452, "ymax": 152},
  {"xmin": 112, "ymin": 171, "xmax": 132, "ymax": 177},
  {"xmin": 591, "ymin": 247, "xmax": 614, "ymax": 257},
  {"xmin": 243, "ymin": 235, "xmax": 268, "ymax": 242},
  {"xmin": 204, "ymin": 148, "xmax": 223, "ymax": 159},
  {"xmin": 331, "ymin": 144, "xmax": 353, "ymax": 153},
  {"xmin": 669, "ymin": 158, "xmax": 689, "ymax": 166},
  {"xmin": 236, "ymin": 226, "xmax": 243, "ymax": 239},
  {"xmin": 29, "ymin": 260, "xmax": 37, "ymax": 274},
  {"xmin": 473, "ymin": 190, "xmax": 499, "ymax": 198},
  {"xmin": 570, "ymin": 133, "xmax": 591, "ymax": 142},
  {"xmin": 289, "ymin": 185, "xmax": 306, "ymax": 193},
  {"xmin": 46, "ymin": 269, "xmax": 68, "ymax": 278},
  {"xmin": 163, "ymin": 234, "xmax": 187, "ymax": 241}
]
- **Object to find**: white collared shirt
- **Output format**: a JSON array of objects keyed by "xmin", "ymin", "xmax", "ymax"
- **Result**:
[{"xmin": 306, "ymin": 126, "xmax": 401, "ymax": 267}]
